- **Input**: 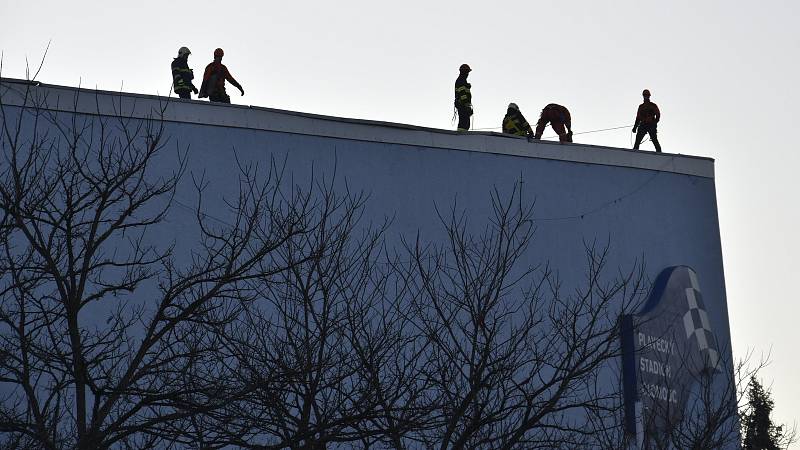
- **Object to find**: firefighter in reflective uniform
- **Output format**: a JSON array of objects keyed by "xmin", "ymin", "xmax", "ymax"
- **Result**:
[
  {"xmin": 534, "ymin": 103, "xmax": 573, "ymax": 143},
  {"xmin": 633, "ymin": 89, "xmax": 662, "ymax": 152},
  {"xmin": 502, "ymin": 103, "xmax": 533, "ymax": 138},
  {"xmin": 199, "ymin": 48, "xmax": 244, "ymax": 104},
  {"xmin": 454, "ymin": 64, "xmax": 472, "ymax": 131},
  {"xmin": 171, "ymin": 47, "xmax": 198, "ymax": 99}
]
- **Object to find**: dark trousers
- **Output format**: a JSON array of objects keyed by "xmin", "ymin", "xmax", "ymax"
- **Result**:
[
  {"xmin": 177, "ymin": 90, "xmax": 191, "ymax": 99},
  {"xmin": 457, "ymin": 106, "xmax": 472, "ymax": 131},
  {"xmin": 634, "ymin": 123, "xmax": 662, "ymax": 152},
  {"xmin": 210, "ymin": 89, "xmax": 231, "ymax": 104},
  {"xmin": 534, "ymin": 121, "xmax": 572, "ymax": 142}
]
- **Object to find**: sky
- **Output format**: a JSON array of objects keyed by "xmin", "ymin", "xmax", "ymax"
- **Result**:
[{"xmin": 1, "ymin": 0, "xmax": 799, "ymax": 432}]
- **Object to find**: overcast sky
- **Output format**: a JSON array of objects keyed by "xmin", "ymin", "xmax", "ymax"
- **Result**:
[{"xmin": 2, "ymin": 0, "xmax": 798, "ymax": 430}]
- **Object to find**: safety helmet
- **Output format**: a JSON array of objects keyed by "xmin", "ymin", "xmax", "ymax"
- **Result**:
[
  {"xmin": 214, "ymin": 48, "xmax": 224, "ymax": 58},
  {"xmin": 459, "ymin": 63, "xmax": 471, "ymax": 73},
  {"xmin": 178, "ymin": 46, "xmax": 191, "ymax": 57},
  {"xmin": 508, "ymin": 103, "xmax": 519, "ymax": 111},
  {"xmin": 642, "ymin": 89, "xmax": 651, "ymax": 97}
]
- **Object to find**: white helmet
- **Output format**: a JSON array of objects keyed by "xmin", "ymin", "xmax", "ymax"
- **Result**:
[
  {"xmin": 178, "ymin": 46, "xmax": 191, "ymax": 57},
  {"xmin": 508, "ymin": 103, "xmax": 519, "ymax": 110}
]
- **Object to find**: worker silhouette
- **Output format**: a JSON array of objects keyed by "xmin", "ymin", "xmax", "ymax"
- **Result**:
[
  {"xmin": 454, "ymin": 64, "xmax": 473, "ymax": 131},
  {"xmin": 199, "ymin": 48, "xmax": 244, "ymax": 104},
  {"xmin": 171, "ymin": 47, "xmax": 198, "ymax": 99},
  {"xmin": 534, "ymin": 104, "xmax": 573, "ymax": 143},
  {"xmin": 502, "ymin": 103, "xmax": 533, "ymax": 139},
  {"xmin": 632, "ymin": 89, "xmax": 662, "ymax": 152}
]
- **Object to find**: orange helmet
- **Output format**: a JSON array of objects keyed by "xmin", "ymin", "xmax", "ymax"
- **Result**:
[
  {"xmin": 642, "ymin": 89, "xmax": 651, "ymax": 97},
  {"xmin": 214, "ymin": 48, "xmax": 224, "ymax": 58},
  {"xmin": 459, "ymin": 63, "xmax": 471, "ymax": 73}
]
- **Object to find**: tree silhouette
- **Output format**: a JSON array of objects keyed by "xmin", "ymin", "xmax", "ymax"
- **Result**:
[
  {"xmin": 5, "ymin": 74, "xmax": 794, "ymax": 449},
  {"xmin": 742, "ymin": 377, "xmax": 793, "ymax": 450}
]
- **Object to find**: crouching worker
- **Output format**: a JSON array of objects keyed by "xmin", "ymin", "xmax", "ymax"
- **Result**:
[
  {"xmin": 502, "ymin": 103, "xmax": 533, "ymax": 138},
  {"xmin": 534, "ymin": 103, "xmax": 573, "ymax": 143}
]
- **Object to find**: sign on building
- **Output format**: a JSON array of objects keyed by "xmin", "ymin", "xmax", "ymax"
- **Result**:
[{"xmin": 621, "ymin": 266, "xmax": 720, "ymax": 443}]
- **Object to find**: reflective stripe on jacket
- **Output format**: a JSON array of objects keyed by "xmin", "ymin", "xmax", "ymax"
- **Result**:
[
  {"xmin": 454, "ymin": 75, "xmax": 472, "ymax": 108},
  {"xmin": 171, "ymin": 57, "xmax": 194, "ymax": 92},
  {"xmin": 503, "ymin": 112, "xmax": 531, "ymax": 136}
]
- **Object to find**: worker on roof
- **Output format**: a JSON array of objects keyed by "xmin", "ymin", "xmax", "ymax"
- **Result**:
[
  {"xmin": 199, "ymin": 48, "xmax": 244, "ymax": 104},
  {"xmin": 534, "ymin": 103, "xmax": 573, "ymax": 143},
  {"xmin": 502, "ymin": 103, "xmax": 533, "ymax": 139},
  {"xmin": 171, "ymin": 47, "xmax": 198, "ymax": 99},
  {"xmin": 454, "ymin": 64, "xmax": 473, "ymax": 131},
  {"xmin": 632, "ymin": 89, "xmax": 662, "ymax": 152}
]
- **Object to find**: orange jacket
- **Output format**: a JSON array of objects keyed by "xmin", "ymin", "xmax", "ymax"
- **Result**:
[
  {"xmin": 635, "ymin": 101, "xmax": 660, "ymax": 126},
  {"xmin": 539, "ymin": 104, "xmax": 571, "ymax": 128},
  {"xmin": 200, "ymin": 61, "xmax": 241, "ymax": 96}
]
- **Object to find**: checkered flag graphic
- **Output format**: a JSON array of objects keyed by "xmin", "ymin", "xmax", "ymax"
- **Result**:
[{"xmin": 681, "ymin": 270, "xmax": 720, "ymax": 372}]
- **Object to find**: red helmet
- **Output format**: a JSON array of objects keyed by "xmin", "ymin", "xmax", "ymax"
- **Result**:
[
  {"xmin": 459, "ymin": 63, "xmax": 471, "ymax": 73},
  {"xmin": 214, "ymin": 48, "xmax": 224, "ymax": 58},
  {"xmin": 642, "ymin": 89, "xmax": 651, "ymax": 97}
]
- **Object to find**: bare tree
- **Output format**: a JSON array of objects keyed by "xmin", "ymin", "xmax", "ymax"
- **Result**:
[
  {"xmin": 0, "ymin": 80, "xmax": 323, "ymax": 449},
  {"xmin": 589, "ymin": 316, "xmax": 796, "ymax": 450},
  {"xmin": 167, "ymin": 184, "xmax": 651, "ymax": 450},
  {"xmin": 1, "ymin": 76, "xmax": 764, "ymax": 450},
  {"xmin": 396, "ymin": 188, "xmax": 647, "ymax": 450},
  {"xmin": 638, "ymin": 352, "xmax": 796, "ymax": 450},
  {"xmin": 166, "ymin": 177, "xmax": 431, "ymax": 450}
]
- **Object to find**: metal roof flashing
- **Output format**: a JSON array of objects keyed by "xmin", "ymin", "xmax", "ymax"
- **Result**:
[{"xmin": 0, "ymin": 78, "xmax": 714, "ymax": 178}]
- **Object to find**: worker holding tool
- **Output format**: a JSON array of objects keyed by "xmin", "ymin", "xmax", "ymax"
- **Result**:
[
  {"xmin": 502, "ymin": 103, "xmax": 533, "ymax": 138},
  {"xmin": 171, "ymin": 46, "xmax": 198, "ymax": 99},
  {"xmin": 199, "ymin": 48, "xmax": 244, "ymax": 104},
  {"xmin": 632, "ymin": 89, "xmax": 662, "ymax": 152},
  {"xmin": 454, "ymin": 64, "xmax": 473, "ymax": 131},
  {"xmin": 534, "ymin": 103, "xmax": 573, "ymax": 143}
]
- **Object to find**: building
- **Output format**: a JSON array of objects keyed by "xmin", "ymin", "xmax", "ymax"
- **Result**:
[{"xmin": 0, "ymin": 78, "xmax": 735, "ymax": 448}]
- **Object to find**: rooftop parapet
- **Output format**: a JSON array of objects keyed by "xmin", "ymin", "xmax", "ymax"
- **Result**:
[{"xmin": 0, "ymin": 77, "xmax": 713, "ymax": 178}]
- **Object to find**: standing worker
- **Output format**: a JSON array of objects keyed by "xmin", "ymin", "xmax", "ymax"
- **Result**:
[
  {"xmin": 632, "ymin": 89, "xmax": 662, "ymax": 152},
  {"xmin": 171, "ymin": 47, "xmax": 198, "ymax": 99},
  {"xmin": 454, "ymin": 64, "xmax": 473, "ymax": 131},
  {"xmin": 534, "ymin": 103, "xmax": 573, "ymax": 143},
  {"xmin": 199, "ymin": 48, "xmax": 245, "ymax": 104},
  {"xmin": 502, "ymin": 103, "xmax": 533, "ymax": 138}
]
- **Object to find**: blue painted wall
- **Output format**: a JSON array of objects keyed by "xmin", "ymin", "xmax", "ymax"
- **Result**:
[
  {"xmin": 0, "ymin": 99, "xmax": 732, "ymax": 445},
  {"xmin": 2, "ymin": 102, "xmax": 728, "ymax": 357},
  {"xmin": 158, "ymin": 121, "xmax": 728, "ymax": 343}
]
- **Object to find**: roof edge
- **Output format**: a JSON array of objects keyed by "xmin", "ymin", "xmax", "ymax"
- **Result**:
[{"xmin": 0, "ymin": 77, "xmax": 714, "ymax": 178}]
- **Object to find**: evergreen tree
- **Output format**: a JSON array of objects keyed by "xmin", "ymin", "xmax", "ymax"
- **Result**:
[{"xmin": 742, "ymin": 378, "xmax": 785, "ymax": 450}]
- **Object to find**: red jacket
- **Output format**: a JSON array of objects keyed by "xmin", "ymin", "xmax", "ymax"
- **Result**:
[
  {"xmin": 539, "ymin": 104, "xmax": 571, "ymax": 127},
  {"xmin": 635, "ymin": 101, "xmax": 660, "ymax": 126},
  {"xmin": 200, "ymin": 61, "xmax": 240, "ymax": 96}
]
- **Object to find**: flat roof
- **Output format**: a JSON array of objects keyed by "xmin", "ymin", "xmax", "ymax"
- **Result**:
[{"xmin": 0, "ymin": 78, "xmax": 714, "ymax": 178}]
